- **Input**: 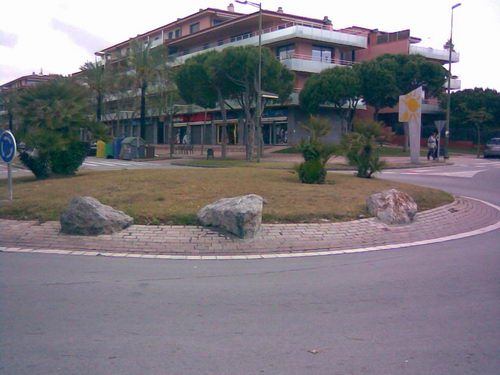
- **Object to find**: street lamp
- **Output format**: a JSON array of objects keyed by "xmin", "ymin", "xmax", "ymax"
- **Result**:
[
  {"xmin": 236, "ymin": 0, "xmax": 263, "ymax": 161},
  {"xmin": 444, "ymin": 2, "xmax": 461, "ymax": 159}
]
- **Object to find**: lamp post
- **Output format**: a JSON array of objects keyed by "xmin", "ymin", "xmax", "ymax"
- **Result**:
[
  {"xmin": 236, "ymin": 0, "xmax": 262, "ymax": 161},
  {"xmin": 444, "ymin": 2, "xmax": 461, "ymax": 159}
]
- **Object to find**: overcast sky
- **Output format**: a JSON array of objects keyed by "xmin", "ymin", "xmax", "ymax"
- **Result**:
[{"xmin": 1, "ymin": 0, "xmax": 499, "ymax": 90}]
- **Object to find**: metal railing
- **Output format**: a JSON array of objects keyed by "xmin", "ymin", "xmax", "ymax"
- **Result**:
[
  {"xmin": 279, "ymin": 53, "xmax": 356, "ymax": 66},
  {"xmin": 170, "ymin": 21, "xmax": 338, "ymax": 58}
]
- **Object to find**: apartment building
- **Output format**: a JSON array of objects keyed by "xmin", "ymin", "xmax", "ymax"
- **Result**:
[{"xmin": 95, "ymin": 3, "xmax": 459, "ymax": 145}]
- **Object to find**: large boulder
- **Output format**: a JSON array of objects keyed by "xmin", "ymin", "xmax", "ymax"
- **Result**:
[
  {"xmin": 366, "ymin": 189, "xmax": 417, "ymax": 225},
  {"xmin": 197, "ymin": 194, "xmax": 264, "ymax": 239},
  {"xmin": 60, "ymin": 196, "xmax": 133, "ymax": 235}
]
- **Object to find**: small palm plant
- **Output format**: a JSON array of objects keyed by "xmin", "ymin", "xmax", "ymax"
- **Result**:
[
  {"xmin": 341, "ymin": 119, "xmax": 387, "ymax": 178},
  {"xmin": 295, "ymin": 116, "xmax": 338, "ymax": 184}
]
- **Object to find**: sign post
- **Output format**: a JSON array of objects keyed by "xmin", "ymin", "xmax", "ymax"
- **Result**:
[
  {"xmin": 399, "ymin": 87, "xmax": 423, "ymax": 164},
  {"xmin": 434, "ymin": 120, "xmax": 446, "ymax": 161},
  {"xmin": 0, "ymin": 130, "xmax": 17, "ymax": 201}
]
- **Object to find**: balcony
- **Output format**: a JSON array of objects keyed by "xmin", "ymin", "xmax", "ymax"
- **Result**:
[
  {"xmin": 171, "ymin": 22, "xmax": 367, "ymax": 66},
  {"xmin": 409, "ymin": 45, "xmax": 459, "ymax": 63},
  {"xmin": 280, "ymin": 53, "xmax": 354, "ymax": 74}
]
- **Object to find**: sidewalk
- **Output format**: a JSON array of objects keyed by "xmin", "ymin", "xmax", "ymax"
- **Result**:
[{"xmin": 1, "ymin": 196, "xmax": 499, "ymax": 259}]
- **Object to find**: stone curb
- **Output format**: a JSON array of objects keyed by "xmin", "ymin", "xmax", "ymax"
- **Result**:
[{"xmin": 0, "ymin": 196, "xmax": 498, "ymax": 261}]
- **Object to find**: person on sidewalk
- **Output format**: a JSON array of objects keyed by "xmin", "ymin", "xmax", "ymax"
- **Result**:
[
  {"xmin": 427, "ymin": 132, "xmax": 438, "ymax": 160},
  {"xmin": 434, "ymin": 133, "xmax": 440, "ymax": 160}
]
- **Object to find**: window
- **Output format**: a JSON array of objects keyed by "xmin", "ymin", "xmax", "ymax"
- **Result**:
[
  {"xmin": 168, "ymin": 31, "xmax": 173, "ymax": 39},
  {"xmin": 277, "ymin": 44, "xmax": 295, "ymax": 60},
  {"xmin": 312, "ymin": 45, "xmax": 333, "ymax": 63},
  {"xmin": 190, "ymin": 23, "xmax": 200, "ymax": 34},
  {"xmin": 217, "ymin": 40, "xmax": 224, "ymax": 46},
  {"xmin": 212, "ymin": 19, "xmax": 223, "ymax": 26},
  {"xmin": 175, "ymin": 29, "xmax": 181, "ymax": 38}
]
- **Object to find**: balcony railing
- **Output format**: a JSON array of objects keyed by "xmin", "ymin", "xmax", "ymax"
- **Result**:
[
  {"xmin": 279, "ymin": 53, "xmax": 355, "ymax": 66},
  {"xmin": 409, "ymin": 45, "xmax": 459, "ymax": 63},
  {"xmin": 169, "ymin": 20, "xmax": 366, "ymax": 60}
]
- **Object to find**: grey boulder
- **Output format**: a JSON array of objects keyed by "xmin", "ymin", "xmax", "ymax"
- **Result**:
[
  {"xmin": 366, "ymin": 189, "xmax": 417, "ymax": 225},
  {"xmin": 60, "ymin": 196, "xmax": 133, "ymax": 235},
  {"xmin": 197, "ymin": 194, "xmax": 264, "ymax": 238}
]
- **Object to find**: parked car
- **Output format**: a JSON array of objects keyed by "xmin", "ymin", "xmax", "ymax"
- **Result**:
[{"xmin": 483, "ymin": 137, "xmax": 500, "ymax": 158}]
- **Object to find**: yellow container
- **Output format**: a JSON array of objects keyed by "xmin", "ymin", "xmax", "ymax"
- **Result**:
[{"xmin": 96, "ymin": 140, "xmax": 106, "ymax": 158}]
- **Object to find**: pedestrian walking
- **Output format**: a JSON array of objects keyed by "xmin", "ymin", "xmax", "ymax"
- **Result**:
[{"xmin": 427, "ymin": 132, "xmax": 438, "ymax": 160}]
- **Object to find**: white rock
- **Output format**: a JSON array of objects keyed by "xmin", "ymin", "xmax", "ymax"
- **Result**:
[
  {"xmin": 60, "ymin": 196, "xmax": 133, "ymax": 235},
  {"xmin": 366, "ymin": 189, "xmax": 417, "ymax": 225},
  {"xmin": 197, "ymin": 194, "xmax": 264, "ymax": 238}
]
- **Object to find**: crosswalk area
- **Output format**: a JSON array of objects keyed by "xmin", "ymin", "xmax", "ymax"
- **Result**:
[
  {"xmin": 0, "ymin": 164, "xmax": 32, "ymax": 178},
  {"xmin": 81, "ymin": 158, "xmax": 165, "ymax": 170},
  {"xmin": 383, "ymin": 159, "xmax": 500, "ymax": 178},
  {"xmin": 0, "ymin": 157, "xmax": 179, "ymax": 179}
]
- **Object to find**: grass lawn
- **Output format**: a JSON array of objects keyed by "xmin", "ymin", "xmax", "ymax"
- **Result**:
[
  {"xmin": 173, "ymin": 159, "xmax": 447, "ymax": 170},
  {"xmin": 0, "ymin": 168, "xmax": 453, "ymax": 225}
]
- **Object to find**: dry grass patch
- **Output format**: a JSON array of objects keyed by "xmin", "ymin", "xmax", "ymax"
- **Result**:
[{"xmin": 0, "ymin": 168, "xmax": 453, "ymax": 225}]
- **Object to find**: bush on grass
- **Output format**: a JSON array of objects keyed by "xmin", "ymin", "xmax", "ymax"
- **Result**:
[
  {"xmin": 50, "ymin": 141, "xmax": 88, "ymax": 175},
  {"xmin": 19, "ymin": 152, "xmax": 50, "ymax": 179},
  {"xmin": 295, "ymin": 116, "xmax": 338, "ymax": 184},
  {"xmin": 342, "ymin": 119, "xmax": 387, "ymax": 178}
]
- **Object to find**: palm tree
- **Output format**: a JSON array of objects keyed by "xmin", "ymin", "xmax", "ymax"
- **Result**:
[
  {"xmin": 79, "ymin": 61, "xmax": 109, "ymax": 121},
  {"xmin": 128, "ymin": 38, "xmax": 165, "ymax": 140}
]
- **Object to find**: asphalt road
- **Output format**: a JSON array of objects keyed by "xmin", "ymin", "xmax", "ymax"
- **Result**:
[{"xmin": 1, "ymin": 157, "xmax": 499, "ymax": 375}]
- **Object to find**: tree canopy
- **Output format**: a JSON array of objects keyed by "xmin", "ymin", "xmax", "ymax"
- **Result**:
[
  {"xmin": 127, "ymin": 38, "xmax": 170, "ymax": 139},
  {"xmin": 176, "ymin": 46, "xmax": 294, "ymax": 160},
  {"xmin": 373, "ymin": 54, "xmax": 447, "ymax": 98},
  {"xmin": 79, "ymin": 61, "xmax": 110, "ymax": 121},
  {"xmin": 16, "ymin": 78, "xmax": 108, "ymax": 177},
  {"xmin": 449, "ymin": 88, "xmax": 500, "ymax": 144},
  {"xmin": 354, "ymin": 60, "xmax": 399, "ymax": 119},
  {"xmin": 220, "ymin": 46, "xmax": 294, "ymax": 160},
  {"xmin": 299, "ymin": 66, "xmax": 361, "ymax": 132}
]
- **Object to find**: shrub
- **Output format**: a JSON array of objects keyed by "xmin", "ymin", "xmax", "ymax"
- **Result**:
[
  {"xmin": 50, "ymin": 141, "xmax": 88, "ymax": 175},
  {"xmin": 295, "ymin": 116, "xmax": 338, "ymax": 184},
  {"xmin": 19, "ymin": 151, "xmax": 50, "ymax": 179},
  {"xmin": 295, "ymin": 159, "xmax": 326, "ymax": 184},
  {"xmin": 342, "ymin": 119, "xmax": 386, "ymax": 178}
]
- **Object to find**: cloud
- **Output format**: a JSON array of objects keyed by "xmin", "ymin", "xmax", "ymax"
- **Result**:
[
  {"xmin": 0, "ymin": 30, "xmax": 18, "ymax": 48},
  {"xmin": 51, "ymin": 18, "xmax": 108, "ymax": 54}
]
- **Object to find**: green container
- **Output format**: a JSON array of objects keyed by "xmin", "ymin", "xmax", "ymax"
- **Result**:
[{"xmin": 105, "ymin": 142, "xmax": 114, "ymax": 158}]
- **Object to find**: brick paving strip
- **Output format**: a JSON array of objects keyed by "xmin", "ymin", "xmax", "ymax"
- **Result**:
[{"xmin": 1, "ymin": 196, "xmax": 499, "ymax": 260}]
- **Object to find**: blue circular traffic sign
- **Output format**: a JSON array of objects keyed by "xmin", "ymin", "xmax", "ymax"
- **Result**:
[{"xmin": 0, "ymin": 130, "xmax": 17, "ymax": 163}]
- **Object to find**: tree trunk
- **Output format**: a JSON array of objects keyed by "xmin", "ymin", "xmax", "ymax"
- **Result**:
[
  {"xmin": 140, "ymin": 81, "xmax": 147, "ymax": 140},
  {"xmin": 476, "ymin": 124, "xmax": 481, "ymax": 158},
  {"xmin": 97, "ymin": 92, "xmax": 103, "ymax": 121},
  {"xmin": 168, "ymin": 113, "xmax": 174, "ymax": 158},
  {"xmin": 217, "ymin": 90, "xmax": 227, "ymax": 159},
  {"xmin": 201, "ymin": 110, "xmax": 206, "ymax": 155}
]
